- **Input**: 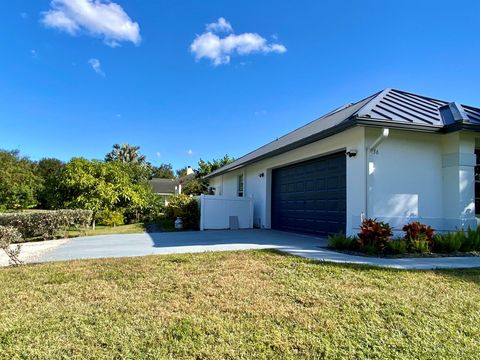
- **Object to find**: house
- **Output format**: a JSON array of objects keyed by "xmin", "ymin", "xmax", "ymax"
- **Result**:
[
  {"xmin": 149, "ymin": 166, "xmax": 196, "ymax": 205},
  {"xmin": 205, "ymin": 88, "xmax": 480, "ymax": 236},
  {"xmin": 149, "ymin": 178, "xmax": 177, "ymax": 205}
]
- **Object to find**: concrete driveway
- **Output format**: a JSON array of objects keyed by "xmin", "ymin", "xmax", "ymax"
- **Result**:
[
  {"xmin": 37, "ymin": 229, "xmax": 326, "ymax": 263},
  {"xmin": 5, "ymin": 229, "xmax": 480, "ymax": 270}
]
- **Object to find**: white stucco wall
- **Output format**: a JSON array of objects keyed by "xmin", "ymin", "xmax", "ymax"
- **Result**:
[
  {"xmin": 365, "ymin": 129, "xmax": 476, "ymax": 232},
  {"xmin": 199, "ymin": 195, "xmax": 254, "ymax": 230},
  {"xmin": 208, "ymin": 127, "xmax": 478, "ymax": 235}
]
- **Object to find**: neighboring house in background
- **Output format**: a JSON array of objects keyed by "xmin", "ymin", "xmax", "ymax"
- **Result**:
[
  {"xmin": 206, "ymin": 88, "xmax": 480, "ymax": 236},
  {"xmin": 149, "ymin": 178, "xmax": 177, "ymax": 205},
  {"xmin": 177, "ymin": 166, "xmax": 196, "ymax": 194},
  {"xmin": 149, "ymin": 166, "xmax": 196, "ymax": 204}
]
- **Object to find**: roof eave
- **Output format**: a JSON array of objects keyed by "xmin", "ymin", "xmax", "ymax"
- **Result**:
[
  {"xmin": 354, "ymin": 117, "xmax": 444, "ymax": 133},
  {"xmin": 205, "ymin": 118, "xmax": 358, "ymax": 179}
]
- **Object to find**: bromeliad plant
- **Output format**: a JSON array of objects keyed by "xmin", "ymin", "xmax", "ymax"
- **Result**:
[{"xmin": 357, "ymin": 218, "xmax": 393, "ymax": 253}]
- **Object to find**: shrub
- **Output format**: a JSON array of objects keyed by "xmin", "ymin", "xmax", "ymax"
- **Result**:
[
  {"xmin": 433, "ymin": 232, "xmax": 463, "ymax": 253},
  {"xmin": 164, "ymin": 195, "xmax": 199, "ymax": 230},
  {"xmin": 328, "ymin": 233, "xmax": 354, "ymax": 250},
  {"xmin": 140, "ymin": 195, "xmax": 166, "ymax": 223},
  {"xmin": 0, "ymin": 210, "xmax": 93, "ymax": 241},
  {"xmin": 386, "ymin": 239, "xmax": 407, "ymax": 255},
  {"xmin": 462, "ymin": 227, "xmax": 480, "ymax": 252},
  {"xmin": 356, "ymin": 218, "xmax": 392, "ymax": 253},
  {"xmin": 96, "ymin": 210, "xmax": 124, "ymax": 227},
  {"xmin": 403, "ymin": 222, "xmax": 434, "ymax": 243},
  {"xmin": 408, "ymin": 238, "xmax": 430, "ymax": 254},
  {"xmin": 0, "ymin": 225, "xmax": 23, "ymax": 266}
]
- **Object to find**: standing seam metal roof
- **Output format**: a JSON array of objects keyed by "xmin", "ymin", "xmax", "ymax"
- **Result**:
[{"xmin": 206, "ymin": 88, "xmax": 480, "ymax": 179}]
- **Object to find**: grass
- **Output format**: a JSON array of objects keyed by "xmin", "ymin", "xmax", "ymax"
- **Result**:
[
  {"xmin": 0, "ymin": 251, "xmax": 479, "ymax": 358},
  {"xmin": 66, "ymin": 223, "xmax": 146, "ymax": 237}
]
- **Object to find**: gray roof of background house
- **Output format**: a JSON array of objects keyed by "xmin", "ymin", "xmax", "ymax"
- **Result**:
[
  {"xmin": 206, "ymin": 88, "xmax": 480, "ymax": 179},
  {"xmin": 149, "ymin": 178, "xmax": 177, "ymax": 194}
]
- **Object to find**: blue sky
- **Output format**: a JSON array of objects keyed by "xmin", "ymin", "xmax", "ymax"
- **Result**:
[{"xmin": 1, "ymin": 0, "xmax": 479, "ymax": 170}]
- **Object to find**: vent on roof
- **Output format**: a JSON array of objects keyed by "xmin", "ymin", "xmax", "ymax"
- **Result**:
[{"xmin": 439, "ymin": 102, "xmax": 470, "ymax": 125}]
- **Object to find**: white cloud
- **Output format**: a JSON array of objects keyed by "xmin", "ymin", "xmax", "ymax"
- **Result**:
[
  {"xmin": 190, "ymin": 18, "xmax": 286, "ymax": 65},
  {"xmin": 205, "ymin": 17, "xmax": 232, "ymax": 33},
  {"xmin": 41, "ymin": 0, "xmax": 141, "ymax": 47},
  {"xmin": 30, "ymin": 49, "xmax": 38, "ymax": 58},
  {"xmin": 88, "ymin": 58, "xmax": 105, "ymax": 76},
  {"xmin": 186, "ymin": 149, "xmax": 193, "ymax": 155},
  {"xmin": 156, "ymin": 151, "xmax": 161, "ymax": 157}
]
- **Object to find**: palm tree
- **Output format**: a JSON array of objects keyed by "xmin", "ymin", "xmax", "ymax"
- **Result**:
[{"xmin": 105, "ymin": 144, "xmax": 147, "ymax": 164}]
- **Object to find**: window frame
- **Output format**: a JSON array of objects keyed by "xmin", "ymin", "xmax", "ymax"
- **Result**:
[
  {"xmin": 475, "ymin": 149, "xmax": 480, "ymax": 215},
  {"xmin": 237, "ymin": 174, "xmax": 244, "ymax": 197}
]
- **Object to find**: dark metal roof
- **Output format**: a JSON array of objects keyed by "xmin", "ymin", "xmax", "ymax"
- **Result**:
[
  {"xmin": 149, "ymin": 178, "xmax": 177, "ymax": 194},
  {"xmin": 206, "ymin": 88, "xmax": 480, "ymax": 179}
]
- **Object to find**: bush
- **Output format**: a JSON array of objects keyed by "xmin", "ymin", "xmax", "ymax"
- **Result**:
[
  {"xmin": 356, "ymin": 218, "xmax": 392, "ymax": 253},
  {"xmin": 386, "ymin": 239, "xmax": 407, "ymax": 254},
  {"xmin": 403, "ymin": 222, "xmax": 434, "ymax": 243},
  {"xmin": 433, "ymin": 232, "xmax": 463, "ymax": 253},
  {"xmin": 462, "ymin": 227, "xmax": 480, "ymax": 252},
  {"xmin": 96, "ymin": 210, "xmax": 124, "ymax": 227},
  {"xmin": 328, "ymin": 233, "xmax": 354, "ymax": 250},
  {"xmin": 164, "ymin": 195, "xmax": 199, "ymax": 230},
  {"xmin": 0, "ymin": 210, "xmax": 93, "ymax": 241},
  {"xmin": 0, "ymin": 225, "xmax": 23, "ymax": 266},
  {"xmin": 140, "ymin": 195, "xmax": 165, "ymax": 223}
]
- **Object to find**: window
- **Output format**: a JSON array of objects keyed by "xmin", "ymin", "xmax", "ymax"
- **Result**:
[
  {"xmin": 237, "ymin": 174, "xmax": 244, "ymax": 197},
  {"xmin": 476, "ymin": 149, "xmax": 480, "ymax": 215}
]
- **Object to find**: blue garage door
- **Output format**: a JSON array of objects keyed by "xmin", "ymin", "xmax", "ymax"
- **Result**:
[{"xmin": 271, "ymin": 152, "xmax": 346, "ymax": 236}]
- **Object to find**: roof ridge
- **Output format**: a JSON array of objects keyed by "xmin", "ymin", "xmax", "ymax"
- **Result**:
[
  {"xmin": 355, "ymin": 88, "xmax": 392, "ymax": 118},
  {"xmin": 390, "ymin": 88, "xmax": 449, "ymax": 105}
]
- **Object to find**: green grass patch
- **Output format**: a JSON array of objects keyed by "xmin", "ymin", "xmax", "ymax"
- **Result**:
[
  {"xmin": 66, "ymin": 223, "xmax": 146, "ymax": 238},
  {"xmin": 0, "ymin": 251, "xmax": 479, "ymax": 358}
]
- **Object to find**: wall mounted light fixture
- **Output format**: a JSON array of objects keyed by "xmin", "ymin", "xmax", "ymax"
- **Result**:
[{"xmin": 346, "ymin": 149, "xmax": 358, "ymax": 158}]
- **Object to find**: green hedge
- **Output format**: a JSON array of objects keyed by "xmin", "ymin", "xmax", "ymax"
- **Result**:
[
  {"xmin": 0, "ymin": 210, "xmax": 93, "ymax": 242},
  {"xmin": 96, "ymin": 210, "xmax": 124, "ymax": 227},
  {"xmin": 164, "ymin": 195, "xmax": 199, "ymax": 230}
]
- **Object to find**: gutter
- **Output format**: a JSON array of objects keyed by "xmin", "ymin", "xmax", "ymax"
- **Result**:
[{"xmin": 205, "ymin": 116, "xmax": 476, "ymax": 180}]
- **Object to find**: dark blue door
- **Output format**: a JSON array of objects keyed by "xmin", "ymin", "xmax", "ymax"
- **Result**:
[{"xmin": 271, "ymin": 152, "xmax": 346, "ymax": 236}]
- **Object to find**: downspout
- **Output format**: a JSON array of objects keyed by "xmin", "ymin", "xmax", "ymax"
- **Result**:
[{"xmin": 365, "ymin": 128, "xmax": 390, "ymax": 220}]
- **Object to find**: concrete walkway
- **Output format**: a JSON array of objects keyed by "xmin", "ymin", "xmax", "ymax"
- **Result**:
[{"xmin": 4, "ymin": 230, "xmax": 480, "ymax": 270}]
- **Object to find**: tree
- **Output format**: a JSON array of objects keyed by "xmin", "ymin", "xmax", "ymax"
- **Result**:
[
  {"xmin": 182, "ymin": 155, "xmax": 235, "ymax": 196},
  {"xmin": 0, "ymin": 150, "xmax": 41, "ymax": 210},
  {"xmin": 176, "ymin": 166, "xmax": 188, "ymax": 178},
  {"xmin": 105, "ymin": 143, "xmax": 147, "ymax": 165},
  {"xmin": 197, "ymin": 155, "xmax": 235, "ymax": 177},
  {"xmin": 35, "ymin": 158, "xmax": 64, "ymax": 209},
  {"xmin": 151, "ymin": 163, "xmax": 175, "ymax": 179},
  {"xmin": 57, "ymin": 158, "xmax": 155, "ymax": 227}
]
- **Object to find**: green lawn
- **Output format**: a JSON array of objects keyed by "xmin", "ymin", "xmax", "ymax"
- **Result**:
[
  {"xmin": 66, "ymin": 223, "xmax": 147, "ymax": 237},
  {"xmin": 0, "ymin": 251, "xmax": 479, "ymax": 359}
]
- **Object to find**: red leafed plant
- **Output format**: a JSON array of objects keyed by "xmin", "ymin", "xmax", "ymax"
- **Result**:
[
  {"xmin": 402, "ymin": 221, "xmax": 434, "ymax": 243},
  {"xmin": 357, "ymin": 218, "xmax": 393, "ymax": 252}
]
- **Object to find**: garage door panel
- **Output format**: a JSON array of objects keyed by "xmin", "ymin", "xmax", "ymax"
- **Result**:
[{"xmin": 272, "ymin": 152, "xmax": 346, "ymax": 236}]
